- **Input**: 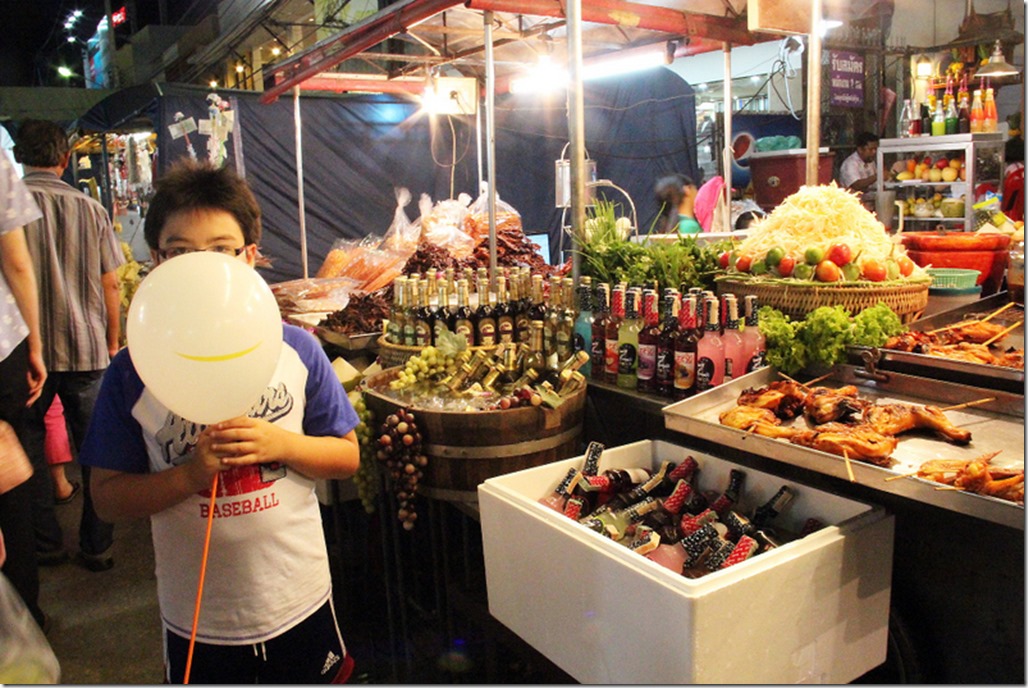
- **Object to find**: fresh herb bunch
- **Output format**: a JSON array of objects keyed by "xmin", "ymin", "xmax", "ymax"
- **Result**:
[
  {"xmin": 578, "ymin": 231, "xmax": 730, "ymax": 293},
  {"xmin": 757, "ymin": 302, "xmax": 907, "ymax": 374}
]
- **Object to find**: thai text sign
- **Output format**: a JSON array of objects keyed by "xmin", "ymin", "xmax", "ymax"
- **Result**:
[{"xmin": 829, "ymin": 51, "xmax": 864, "ymax": 108}]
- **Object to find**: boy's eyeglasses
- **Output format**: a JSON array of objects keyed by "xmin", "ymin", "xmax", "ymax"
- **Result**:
[{"xmin": 158, "ymin": 245, "xmax": 248, "ymax": 260}]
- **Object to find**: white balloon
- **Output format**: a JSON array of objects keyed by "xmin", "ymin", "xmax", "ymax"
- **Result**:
[{"xmin": 126, "ymin": 252, "xmax": 283, "ymax": 425}]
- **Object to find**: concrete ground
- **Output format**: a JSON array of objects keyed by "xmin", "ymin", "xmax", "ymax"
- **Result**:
[{"xmin": 37, "ymin": 463, "xmax": 164, "ymax": 684}]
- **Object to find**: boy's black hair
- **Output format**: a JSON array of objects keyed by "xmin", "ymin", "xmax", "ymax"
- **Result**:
[
  {"xmin": 144, "ymin": 161, "xmax": 262, "ymax": 249},
  {"xmin": 13, "ymin": 119, "xmax": 70, "ymax": 168}
]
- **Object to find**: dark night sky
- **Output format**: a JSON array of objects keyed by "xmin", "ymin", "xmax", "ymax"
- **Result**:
[{"xmin": 0, "ymin": 0, "xmax": 174, "ymax": 86}]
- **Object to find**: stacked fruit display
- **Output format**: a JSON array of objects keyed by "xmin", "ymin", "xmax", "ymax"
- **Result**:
[
  {"xmin": 719, "ymin": 184, "xmax": 928, "ymax": 284},
  {"xmin": 892, "ymin": 154, "xmax": 966, "ymax": 183}
]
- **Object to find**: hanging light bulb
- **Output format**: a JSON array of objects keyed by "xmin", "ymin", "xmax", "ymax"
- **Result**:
[{"xmin": 976, "ymin": 40, "xmax": 1020, "ymax": 78}]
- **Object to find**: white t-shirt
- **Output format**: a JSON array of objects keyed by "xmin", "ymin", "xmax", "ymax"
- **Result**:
[
  {"xmin": 839, "ymin": 151, "xmax": 875, "ymax": 190},
  {"xmin": 79, "ymin": 324, "xmax": 358, "ymax": 644}
]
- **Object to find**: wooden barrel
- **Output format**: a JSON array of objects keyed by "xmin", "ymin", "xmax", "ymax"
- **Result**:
[{"xmin": 362, "ymin": 368, "xmax": 585, "ymax": 498}]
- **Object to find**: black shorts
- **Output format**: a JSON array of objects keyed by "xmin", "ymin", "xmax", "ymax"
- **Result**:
[{"xmin": 164, "ymin": 598, "xmax": 354, "ymax": 684}]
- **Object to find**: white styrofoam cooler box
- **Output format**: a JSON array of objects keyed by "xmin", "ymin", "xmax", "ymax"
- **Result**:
[{"xmin": 478, "ymin": 440, "xmax": 894, "ymax": 684}]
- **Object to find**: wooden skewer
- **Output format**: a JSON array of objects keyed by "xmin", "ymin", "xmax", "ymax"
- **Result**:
[
  {"xmin": 885, "ymin": 471, "xmax": 919, "ymax": 482},
  {"xmin": 842, "ymin": 449, "xmax": 856, "ymax": 483},
  {"xmin": 926, "ymin": 318, "xmax": 979, "ymax": 335},
  {"xmin": 936, "ymin": 397, "xmax": 996, "ymax": 412},
  {"xmin": 804, "ymin": 372, "xmax": 833, "ymax": 387},
  {"xmin": 980, "ymin": 301, "xmax": 1017, "ymax": 324},
  {"xmin": 924, "ymin": 302, "xmax": 1017, "ymax": 335},
  {"xmin": 982, "ymin": 320, "xmax": 1023, "ymax": 347},
  {"xmin": 777, "ymin": 371, "xmax": 833, "ymax": 390}
]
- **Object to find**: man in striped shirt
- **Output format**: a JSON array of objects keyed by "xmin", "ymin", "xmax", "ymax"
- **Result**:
[{"xmin": 14, "ymin": 120, "xmax": 124, "ymax": 572}]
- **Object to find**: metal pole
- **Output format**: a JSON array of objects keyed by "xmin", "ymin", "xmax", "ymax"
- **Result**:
[
  {"xmin": 484, "ymin": 12, "xmax": 498, "ymax": 282},
  {"xmin": 722, "ymin": 42, "xmax": 733, "ymax": 233},
  {"xmin": 567, "ymin": 0, "xmax": 586, "ymax": 279},
  {"xmin": 805, "ymin": 0, "xmax": 823, "ymax": 185},
  {"xmin": 475, "ymin": 90, "xmax": 484, "ymax": 191},
  {"xmin": 293, "ymin": 86, "xmax": 309, "ymax": 279}
]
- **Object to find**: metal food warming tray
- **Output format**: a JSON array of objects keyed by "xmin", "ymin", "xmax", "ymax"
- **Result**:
[
  {"xmin": 847, "ymin": 293, "xmax": 1024, "ymax": 393},
  {"xmin": 663, "ymin": 365, "xmax": 1025, "ymax": 529}
]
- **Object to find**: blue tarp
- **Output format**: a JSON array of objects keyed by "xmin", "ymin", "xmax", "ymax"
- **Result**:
[{"xmin": 143, "ymin": 68, "xmax": 699, "ymax": 283}]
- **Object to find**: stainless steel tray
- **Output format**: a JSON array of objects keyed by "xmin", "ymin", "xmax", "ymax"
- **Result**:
[
  {"xmin": 663, "ymin": 365, "xmax": 1025, "ymax": 529},
  {"xmin": 846, "ymin": 293, "xmax": 1024, "ymax": 391}
]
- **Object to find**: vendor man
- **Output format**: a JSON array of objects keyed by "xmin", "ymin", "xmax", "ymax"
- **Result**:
[{"xmin": 838, "ymin": 131, "xmax": 879, "ymax": 209}]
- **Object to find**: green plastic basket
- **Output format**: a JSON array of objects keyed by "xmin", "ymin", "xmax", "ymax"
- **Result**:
[{"xmin": 925, "ymin": 268, "xmax": 981, "ymax": 289}]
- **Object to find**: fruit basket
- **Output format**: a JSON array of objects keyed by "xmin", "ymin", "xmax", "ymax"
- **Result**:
[{"xmin": 715, "ymin": 275, "xmax": 931, "ymax": 323}]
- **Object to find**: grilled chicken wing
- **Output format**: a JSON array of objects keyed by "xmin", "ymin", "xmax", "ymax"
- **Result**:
[
  {"xmin": 863, "ymin": 404, "xmax": 972, "ymax": 445},
  {"xmin": 953, "ymin": 452, "xmax": 1025, "ymax": 503},
  {"xmin": 719, "ymin": 405, "xmax": 804, "ymax": 439},
  {"xmin": 803, "ymin": 386, "xmax": 869, "ymax": 425},
  {"xmin": 737, "ymin": 380, "xmax": 807, "ymax": 420},
  {"xmin": 789, "ymin": 423, "xmax": 897, "ymax": 466}
]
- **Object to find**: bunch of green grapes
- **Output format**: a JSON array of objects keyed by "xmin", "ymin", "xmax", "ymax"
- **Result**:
[
  {"xmin": 388, "ymin": 345, "xmax": 458, "ymax": 391},
  {"xmin": 351, "ymin": 394, "xmax": 379, "ymax": 513}
]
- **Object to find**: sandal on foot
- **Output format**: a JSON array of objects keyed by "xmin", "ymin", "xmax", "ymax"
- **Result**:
[{"xmin": 55, "ymin": 481, "xmax": 81, "ymax": 505}]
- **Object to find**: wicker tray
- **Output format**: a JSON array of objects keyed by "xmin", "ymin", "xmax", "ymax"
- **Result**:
[
  {"xmin": 376, "ymin": 335, "xmax": 498, "ymax": 368},
  {"xmin": 716, "ymin": 276, "xmax": 931, "ymax": 323}
]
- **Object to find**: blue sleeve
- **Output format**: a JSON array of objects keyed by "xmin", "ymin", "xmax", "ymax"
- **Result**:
[
  {"xmin": 283, "ymin": 325, "xmax": 359, "ymax": 438},
  {"xmin": 78, "ymin": 349, "xmax": 151, "ymax": 474}
]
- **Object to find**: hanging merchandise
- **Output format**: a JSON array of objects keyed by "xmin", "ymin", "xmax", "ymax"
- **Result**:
[{"xmin": 203, "ymin": 92, "xmax": 236, "ymax": 167}]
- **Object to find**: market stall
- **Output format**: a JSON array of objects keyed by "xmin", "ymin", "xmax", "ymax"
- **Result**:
[{"xmin": 207, "ymin": 0, "xmax": 1027, "ymax": 684}]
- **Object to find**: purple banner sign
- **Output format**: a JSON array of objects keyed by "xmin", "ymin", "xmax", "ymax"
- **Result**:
[{"xmin": 829, "ymin": 51, "xmax": 864, "ymax": 108}]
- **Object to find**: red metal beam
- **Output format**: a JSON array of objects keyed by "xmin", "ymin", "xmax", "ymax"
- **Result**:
[
  {"xmin": 466, "ymin": 0, "xmax": 760, "ymax": 46},
  {"xmin": 298, "ymin": 76, "xmax": 426, "ymax": 95},
  {"xmin": 260, "ymin": 0, "xmax": 465, "ymax": 104}
]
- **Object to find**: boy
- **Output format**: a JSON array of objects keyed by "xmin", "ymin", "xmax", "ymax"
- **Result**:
[{"xmin": 78, "ymin": 161, "xmax": 360, "ymax": 684}]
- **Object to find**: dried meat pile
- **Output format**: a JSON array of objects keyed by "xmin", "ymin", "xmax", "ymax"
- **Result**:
[{"xmin": 318, "ymin": 288, "xmax": 391, "ymax": 336}]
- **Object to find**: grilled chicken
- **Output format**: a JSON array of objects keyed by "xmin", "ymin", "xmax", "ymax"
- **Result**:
[
  {"xmin": 884, "ymin": 331, "xmax": 934, "ymax": 352},
  {"xmin": 918, "ymin": 451, "xmax": 1023, "ymax": 503},
  {"xmin": 923, "ymin": 342, "xmax": 997, "ymax": 365},
  {"xmin": 953, "ymin": 453, "xmax": 1025, "ymax": 504},
  {"xmin": 737, "ymin": 380, "xmax": 807, "ymax": 420},
  {"xmin": 803, "ymin": 385, "xmax": 869, "ymax": 425},
  {"xmin": 994, "ymin": 349, "xmax": 1025, "ymax": 369},
  {"xmin": 863, "ymin": 403, "xmax": 972, "ymax": 445},
  {"xmin": 789, "ymin": 423, "xmax": 897, "ymax": 466},
  {"xmin": 884, "ymin": 327, "xmax": 1024, "ymax": 370},
  {"xmin": 945, "ymin": 321, "xmax": 1008, "ymax": 344},
  {"xmin": 718, "ymin": 405, "xmax": 805, "ymax": 439}
]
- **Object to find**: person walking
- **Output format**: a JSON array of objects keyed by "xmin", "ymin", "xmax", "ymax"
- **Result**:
[
  {"xmin": 0, "ymin": 152, "xmax": 48, "ymax": 629},
  {"xmin": 13, "ymin": 119, "xmax": 124, "ymax": 573}
]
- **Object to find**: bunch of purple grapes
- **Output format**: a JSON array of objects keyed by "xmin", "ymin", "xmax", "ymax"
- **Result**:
[{"xmin": 376, "ymin": 408, "xmax": 428, "ymax": 530}]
